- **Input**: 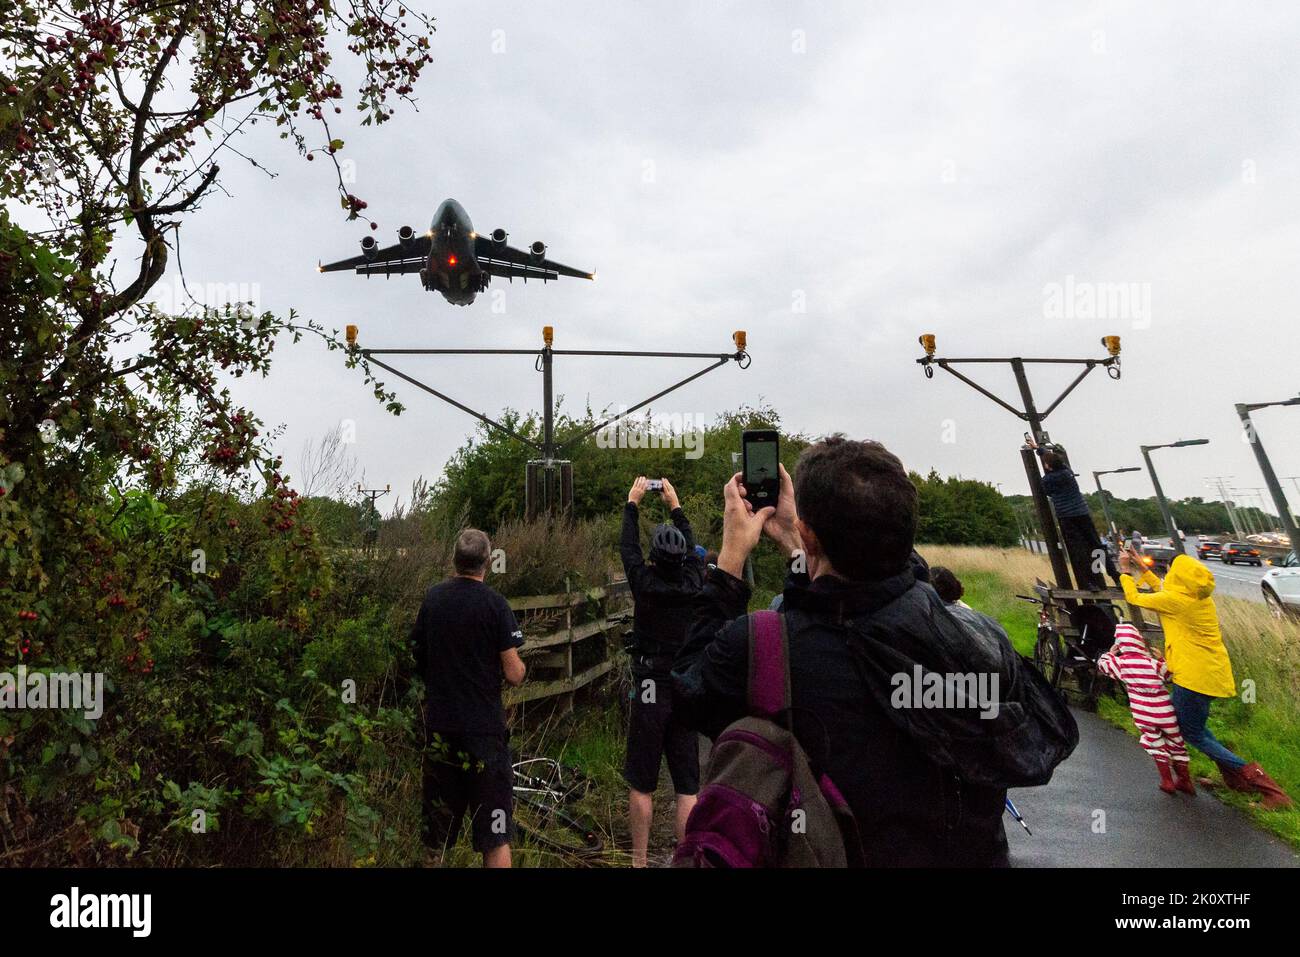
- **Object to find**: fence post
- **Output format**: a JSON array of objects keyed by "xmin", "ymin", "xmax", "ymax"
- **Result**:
[{"xmin": 561, "ymin": 576, "xmax": 575, "ymax": 716}]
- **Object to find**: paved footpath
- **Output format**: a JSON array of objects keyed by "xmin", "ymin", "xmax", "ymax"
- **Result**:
[{"xmin": 1008, "ymin": 708, "xmax": 1299, "ymax": 867}]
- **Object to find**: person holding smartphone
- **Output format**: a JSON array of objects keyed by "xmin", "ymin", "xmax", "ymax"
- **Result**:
[
  {"xmin": 672, "ymin": 436, "xmax": 1078, "ymax": 867},
  {"xmin": 1026, "ymin": 436, "xmax": 1120, "ymax": 591},
  {"xmin": 620, "ymin": 476, "xmax": 707, "ymax": 866}
]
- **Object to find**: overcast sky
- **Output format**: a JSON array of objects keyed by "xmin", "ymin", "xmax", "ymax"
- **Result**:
[{"xmin": 163, "ymin": 0, "xmax": 1300, "ymax": 515}]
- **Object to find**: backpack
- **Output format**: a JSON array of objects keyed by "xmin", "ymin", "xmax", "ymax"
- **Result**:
[{"xmin": 672, "ymin": 610, "xmax": 864, "ymax": 868}]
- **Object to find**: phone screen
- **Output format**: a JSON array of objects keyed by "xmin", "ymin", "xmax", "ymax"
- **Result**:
[{"xmin": 743, "ymin": 430, "xmax": 780, "ymax": 507}]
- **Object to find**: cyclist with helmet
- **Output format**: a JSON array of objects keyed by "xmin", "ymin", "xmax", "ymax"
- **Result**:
[{"xmin": 621, "ymin": 475, "xmax": 707, "ymax": 866}]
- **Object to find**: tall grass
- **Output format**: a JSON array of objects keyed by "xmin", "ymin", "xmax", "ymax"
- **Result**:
[{"xmin": 925, "ymin": 544, "xmax": 1300, "ymax": 848}]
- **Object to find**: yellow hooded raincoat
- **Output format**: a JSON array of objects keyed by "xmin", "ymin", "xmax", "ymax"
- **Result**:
[{"xmin": 1120, "ymin": 554, "xmax": 1236, "ymax": 698}]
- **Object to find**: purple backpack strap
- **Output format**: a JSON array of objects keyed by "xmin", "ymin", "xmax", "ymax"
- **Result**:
[{"xmin": 747, "ymin": 610, "xmax": 791, "ymax": 721}]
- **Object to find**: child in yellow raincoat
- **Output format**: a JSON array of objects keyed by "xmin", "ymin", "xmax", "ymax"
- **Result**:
[{"xmin": 1119, "ymin": 550, "xmax": 1291, "ymax": 809}]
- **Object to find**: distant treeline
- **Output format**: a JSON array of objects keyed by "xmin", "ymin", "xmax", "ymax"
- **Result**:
[
  {"xmin": 306, "ymin": 404, "xmax": 1023, "ymax": 554},
  {"xmin": 1004, "ymin": 492, "xmax": 1277, "ymax": 539}
]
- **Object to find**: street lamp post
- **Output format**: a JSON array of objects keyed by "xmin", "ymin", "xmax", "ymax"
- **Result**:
[
  {"xmin": 1093, "ymin": 466, "xmax": 1141, "ymax": 536},
  {"xmin": 1140, "ymin": 439, "xmax": 1209, "ymax": 557},
  {"xmin": 1236, "ymin": 397, "xmax": 1300, "ymax": 552}
]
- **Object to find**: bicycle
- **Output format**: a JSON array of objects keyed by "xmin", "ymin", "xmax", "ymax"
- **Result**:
[
  {"xmin": 512, "ymin": 756, "xmax": 605, "ymax": 858},
  {"xmin": 1018, "ymin": 584, "xmax": 1114, "ymax": 708}
]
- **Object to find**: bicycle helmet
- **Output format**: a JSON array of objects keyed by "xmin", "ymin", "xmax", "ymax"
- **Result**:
[{"xmin": 649, "ymin": 524, "xmax": 688, "ymax": 565}]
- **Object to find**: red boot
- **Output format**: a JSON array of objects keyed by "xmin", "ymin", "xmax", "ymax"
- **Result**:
[
  {"xmin": 1238, "ymin": 762, "xmax": 1294, "ymax": 810},
  {"xmin": 1173, "ymin": 761, "xmax": 1196, "ymax": 796},
  {"xmin": 1155, "ymin": 757, "xmax": 1176, "ymax": 795},
  {"xmin": 1218, "ymin": 762, "xmax": 1254, "ymax": 793}
]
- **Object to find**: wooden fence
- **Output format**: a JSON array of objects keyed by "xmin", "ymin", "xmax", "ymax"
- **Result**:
[{"xmin": 503, "ymin": 579, "xmax": 632, "ymax": 712}]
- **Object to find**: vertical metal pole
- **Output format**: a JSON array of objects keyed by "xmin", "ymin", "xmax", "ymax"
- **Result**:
[
  {"xmin": 541, "ymin": 344, "xmax": 555, "ymax": 513},
  {"xmin": 1234, "ymin": 492, "xmax": 1258, "ymax": 536},
  {"xmin": 1237, "ymin": 406, "xmax": 1300, "ymax": 554},
  {"xmin": 1012, "ymin": 358, "xmax": 1073, "ymax": 590},
  {"xmin": 1094, "ymin": 473, "xmax": 1118, "ymax": 536},
  {"xmin": 542, "ymin": 346, "xmax": 554, "ymax": 463},
  {"xmin": 1142, "ymin": 447, "xmax": 1184, "ymax": 556},
  {"xmin": 1212, "ymin": 476, "xmax": 1245, "ymax": 539}
]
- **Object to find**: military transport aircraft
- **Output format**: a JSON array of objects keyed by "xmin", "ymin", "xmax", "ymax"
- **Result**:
[{"xmin": 318, "ymin": 198, "xmax": 595, "ymax": 306}]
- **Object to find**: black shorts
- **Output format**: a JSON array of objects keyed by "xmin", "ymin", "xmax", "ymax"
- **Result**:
[
  {"xmin": 422, "ymin": 729, "xmax": 514, "ymax": 854},
  {"xmin": 623, "ymin": 667, "xmax": 700, "ymax": 796}
]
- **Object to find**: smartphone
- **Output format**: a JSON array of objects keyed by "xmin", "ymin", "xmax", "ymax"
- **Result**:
[
  {"xmin": 742, "ymin": 429, "xmax": 780, "ymax": 508},
  {"xmin": 645, "ymin": 479, "xmax": 663, "ymax": 492}
]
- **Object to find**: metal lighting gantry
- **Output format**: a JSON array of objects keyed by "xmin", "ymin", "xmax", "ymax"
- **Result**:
[
  {"xmin": 916, "ymin": 334, "xmax": 1123, "ymax": 592},
  {"xmin": 346, "ymin": 325, "xmax": 751, "ymax": 517}
]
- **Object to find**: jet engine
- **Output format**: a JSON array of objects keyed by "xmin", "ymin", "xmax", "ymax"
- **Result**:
[
  {"xmin": 529, "ymin": 240, "xmax": 547, "ymax": 263},
  {"xmin": 491, "ymin": 227, "xmax": 508, "ymax": 247},
  {"xmin": 397, "ymin": 225, "xmax": 416, "ymax": 251},
  {"xmin": 360, "ymin": 235, "xmax": 378, "ymax": 261}
]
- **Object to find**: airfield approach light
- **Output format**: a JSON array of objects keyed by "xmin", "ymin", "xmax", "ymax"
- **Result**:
[
  {"xmin": 733, "ymin": 330, "xmax": 747, "ymax": 352},
  {"xmin": 543, "ymin": 326, "xmax": 554, "ymax": 348},
  {"xmin": 919, "ymin": 333, "xmax": 936, "ymax": 357},
  {"xmin": 1102, "ymin": 335, "xmax": 1122, "ymax": 357},
  {"xmin": 345, "ymin": 324, "xmax": 358, "ymax": 346}
]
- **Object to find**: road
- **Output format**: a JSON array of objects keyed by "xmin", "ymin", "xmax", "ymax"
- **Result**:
[
  {"xmin": 1008, "ymin": 708, "xmax": 1298, "ymax": 867},
  {"xmin": 1022, "ymin": 536, "xmax": 1270, "ymax": 603},
  {"xmin": 1149, "ymin": 536, "xmax": 1269, "ymax": 604}
]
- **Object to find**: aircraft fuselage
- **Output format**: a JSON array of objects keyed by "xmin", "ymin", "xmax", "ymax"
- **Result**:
[{"xmin": 423, "ymin": 199, "xmax": 486, "ymax": 305}]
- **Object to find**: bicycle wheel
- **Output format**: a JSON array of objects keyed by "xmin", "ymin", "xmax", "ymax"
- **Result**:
[
  {"xmin": 513, "ymin": 793, "xmax": 605, "ymax": 857},
  {"xmin": 514, "ymin": 758, "xmax": 592, "ymax": 805},
  {"xmin": 1033, "ymin": 624, "xmax": 1063, "ymax": 689}
]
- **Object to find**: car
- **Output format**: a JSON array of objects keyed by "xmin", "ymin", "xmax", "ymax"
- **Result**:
[
  {"xmin": 1221, "ymin": 542, "xmax": 1262, "ymax": 566},
  {"xmin": 1262, "ymin": 551, "xmax": 1300, "ymax": 618},
  {"xmin": 1141, "ymin": 539, "xmax": 1181, "ymax": 574},
  {"xmin": 1197, "ymin": 541, "xmax": 1223, "ymax": 561}
]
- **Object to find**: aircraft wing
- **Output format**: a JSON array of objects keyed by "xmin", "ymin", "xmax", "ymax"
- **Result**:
[
  {"xmin": 473, "ymin": 235, "xmax": 594, "ymax": 280},
  {"xmin": 319, "ymin": 234, "xmax": 431, "ymax": 275}
]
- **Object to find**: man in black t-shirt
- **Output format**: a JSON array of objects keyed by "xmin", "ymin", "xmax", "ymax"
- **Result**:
[{"xmin": 411, "ymin": 528, "xmax": 526, "ymax": 867}]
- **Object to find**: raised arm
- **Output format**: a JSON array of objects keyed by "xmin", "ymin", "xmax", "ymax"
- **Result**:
[
  {"xmin": 620, "ymin": 490, "xmax": 646, "ymax": 585},
  {"xmin": 660, "ymin": 479, "xmax": 695, "ymax": 552},
  {"xmin": 671, "ymin": 567, "xmax": 751, "ymax": 739},
  {"xmin": 1119, "ymin": 549, "xmax": 1182, "ymax": 615}
]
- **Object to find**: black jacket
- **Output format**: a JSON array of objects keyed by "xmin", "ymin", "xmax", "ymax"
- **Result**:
[
  {"xmin": 672, "ymin": 562, "xmax": 1077, "ymax": 867},
  {"xmin": 620, "ymin": 502, "xmax": 707, "ymax": 663}
]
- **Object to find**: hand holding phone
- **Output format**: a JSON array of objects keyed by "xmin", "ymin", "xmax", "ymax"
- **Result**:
[{"xmin": 742, "ymin": 429, "xmax": 780, "ymax": 509}]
